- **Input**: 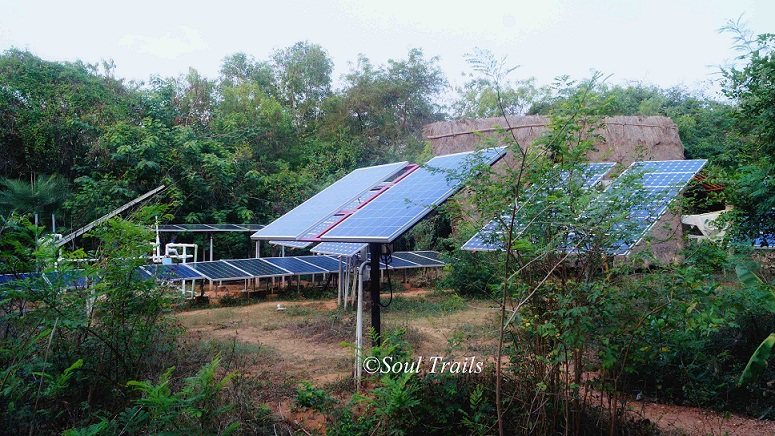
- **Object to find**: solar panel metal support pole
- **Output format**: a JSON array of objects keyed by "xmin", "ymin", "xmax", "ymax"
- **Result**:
[{"xmin": 369, "ymin": 243, "xmax": 382, "ymax": 346}]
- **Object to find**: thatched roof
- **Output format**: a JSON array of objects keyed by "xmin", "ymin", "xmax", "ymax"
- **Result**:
[
  {"xmin": 424, "ymin": 115, "xmax": 684, "ymax": 166},
  {"xmin": 423, "ymin": 115, "xmax": 688, "ymax": 264}
]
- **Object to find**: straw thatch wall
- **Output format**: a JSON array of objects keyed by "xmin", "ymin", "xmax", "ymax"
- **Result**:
[{"xmin": 423, "ymin": 115, "xmax": 687, "ymax": 264}]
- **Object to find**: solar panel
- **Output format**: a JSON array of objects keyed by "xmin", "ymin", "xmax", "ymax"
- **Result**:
[
  {"xmin": 224, "ymin": 258, "xmax": 291, "ymax": 277},
  {"xmin": 270, "ymin": 240, "xmax": 312, "ymax": 249},
  {"xmin": 601, "ymin": 159, "xmax": 707, "ymax": 255},
  {"xmin": 753, "ymin": 234, "xmax": 775, "ymax": 249},
  {"xmin": 261, "ymin": 257, "xmax": 329, "ymax": 275},
  {"xmin": 44, "ymin": 270, "xmax": 93, "ymax": 288},
  {"xmin": 413, "ymin": 251, "xmax": 441, "ymax": 261},
  {"xmin": 321, "ymin": 148, "xmax": 506, "ymax": 243},
  {"xmin": 379, "ymin": 256, "xmax": 419, "ymax": 269},
  {"xmin": 462, "ymin": 162, "xmax": 614, "ymax": 252},
  {"xmin": 189, "ymin": 261, "xmax": 252, "ymax": 280},
  {"xmin": 392, "ymin": 252, "xmax": 446, "ymax": 267},
  {"xmin": 252, "ymin": 162, "xmax": 408, "ymax": 240},
  {"xmin": 311, "ymin": 242, "xmax": 367, "ymax": 257},
  {"xmin": 157, "ymin": 224, "xmax": 186, "ymax": 231},
  {"xmin": 175, "ymin": 224, "xmax": 216, "ymax": 231},
  {"xmin": 142, "ymin": 264, "xmax": 204, "ymax": 281},
  {"xmin": 294, "ymin": 255, "xmax": 342, "ymax": 273},
  {"xmin": 0, "ymin": 272, "xmax": 39, "ymax": 287}
]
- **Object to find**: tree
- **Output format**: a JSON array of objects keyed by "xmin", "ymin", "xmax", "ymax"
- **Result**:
[
  {"xmin": 452, "ymin": 49, "xmax": 546, "ymax": 119},
  {"xmin": 720, "ymin": 23, "xmax": 775, "ymax": 241},
  {"xmin": 328, "ymin": 49, "xmax": 448, "ymax": 163},
  {"xmin": 0, "ymin": 174, "xmax": 69, "ymax": 220},
  {"xmin": 271, "ymin": 41, "xmax": 333, "ymax": 128}
]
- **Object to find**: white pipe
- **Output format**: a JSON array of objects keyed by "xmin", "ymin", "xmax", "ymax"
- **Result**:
[
  {"xmin": 355, "ymin": 260, "xmax": 368, "ymax": 390},
  {"xmin": 338, "ymin": 256, "xmax": 343, "ymax": 307}
]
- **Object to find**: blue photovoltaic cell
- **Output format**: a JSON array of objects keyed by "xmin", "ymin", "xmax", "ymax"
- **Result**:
[
  {"xmin": 322, "ymin": 148, "xmax": 506, "ymax": 243},
  {"xmin": 270, "ymin": 240, "xmax": 313, "ymax": 249},
  {"xmin": 189, "ymin": 261, "xmax": 252, "ymax": 280},
  {"xmin": 252, "ymin": 162, "xmax": 408, "ymax": 240},
  {"xmin": 602, "ymin": 159, "xmax": 707, "ymax": 255},
  {"xmin": 294, "ymin": 256, "xmax": 341, "ymax": 273},
  {"xmin": 311, "ymin": 242, "xmax": 367, "ymax": 257},
  {"xmin": 262, "ymin": 257, "xmax": 329, "ymax": 275},
  {"xmin": 224, "ymin": 258, "xmax": 291, "ymax": 277},
  {"xmin": 392, "ymin": 252, "xmax": 445, "ymax": 267},
  {"xmin": 142, "ymin": 264, "xmax": 203, "ymax": 281},
  {"xmin": 462, "ymin": 162, "xmax": 614, "ymax": 252}
]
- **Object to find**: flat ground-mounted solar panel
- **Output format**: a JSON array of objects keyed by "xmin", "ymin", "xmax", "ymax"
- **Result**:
[
  {"xmin": 261, "ymin": 257, "xmax": 329, "ymax": 275},
  {"xmin": 252, "ymin": 162, "xmax": 408, "ymax": 241},
  {"xmin": 413, "ymin": 251, "xmax": 441, "ymax": 261},
  {"xmin": 294, "ymin": 255, "xmax": 341, "ymax": 273},
  {"xmin": 753, "ymin": 234, "xmax": 775, "ymax": 249},
  {"xmin": 462, "ymin": 162, "xmax": 614, "ymax": 252},
  {"xmin": 189, "ymin": 261, "xmax": 252, "ymax": 280},
  {"xmin": 602, "ymin": 159, "xmax": 707, "ymax": 255},
  {"xmin": 270, "ymin": 240, "xmax": 313, "ymax": 249},
  {"xmin": 44, "ymin": 270, "xmax": 93, "ymax": 288},
  {"xmin": 392, "ymin": 252, "xmax": 446, "ymax": 267},
  {"xmin": 321, "ymin": 148, "xmax": 506, "ymax": 243},
  {"xmin": 142, "ymin": 264, "xmax": 203, "ymax": 281},
  {"xmin": 379, "ymin": 256, "xmax": 419, "ymax": 269},
  {"xmin": 224, "ymin": 258, "xmax": 291, "ymax": 277},
  {"xmin": 311, "ymin": 242, "xmax": 367, "ymax": 257},
  {"xmin": 0, "ymin": 272, "xmax": 39, "ymax": 287}
]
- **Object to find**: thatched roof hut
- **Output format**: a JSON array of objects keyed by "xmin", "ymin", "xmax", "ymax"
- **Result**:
[{"xmin": 423, "ymin": 115, "xmax": 687, "ymax": 264}]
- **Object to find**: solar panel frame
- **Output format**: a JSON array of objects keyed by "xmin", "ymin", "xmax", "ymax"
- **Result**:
[
  {"xmin": 311, "ymin": 242, "xmax": 367, "ymax": 257},
  {"xmin": 189, "ymin": 261, "xmax": 253, "ymax": 280},
  {"xmin": 223, "ymin": 258, "xmax": 292, "ymax": 278},
  {"xmin": 252, "ymin": 162, "xmax": 408, "ymax": 241},
  {"xmin": 321, "ymin": 148, "xmax": 506, "ymax": 243}
]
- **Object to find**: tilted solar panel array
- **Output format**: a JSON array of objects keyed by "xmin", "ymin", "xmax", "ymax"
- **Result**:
[
  {"xmin": 252, "ymin": 162, "xmax": 408, "ymax": 241},
  {"xmin": 322, "ymin": 148, "xmax": 506, "ymax": 243},
  {"xmin": 599, "ymin": 159, "xmax": 707, "ymax": 255},
  {"xmin": 462, "ymin": 163, "xmax": 615, "ymax": 252}
]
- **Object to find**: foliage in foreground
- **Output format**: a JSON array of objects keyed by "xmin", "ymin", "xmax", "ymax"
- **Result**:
[{"xmin": 0, "ymin": 215, "xmax": 276, "ymax": 435}]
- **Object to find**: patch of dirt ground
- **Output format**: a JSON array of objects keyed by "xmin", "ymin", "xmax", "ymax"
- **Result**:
[{"xmin": 176, "ymin": 288, "xmax": 775, "ymax": 435}]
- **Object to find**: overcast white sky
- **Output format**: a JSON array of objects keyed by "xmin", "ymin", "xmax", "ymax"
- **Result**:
[{"xmin": 1, "ymin": 0, "xmax": 773, "ymax": 98}]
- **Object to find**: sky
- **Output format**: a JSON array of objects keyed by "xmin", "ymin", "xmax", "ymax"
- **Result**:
[{"xmin": 1, "ymin": 0, "xmax": 773, "ymax": 99}]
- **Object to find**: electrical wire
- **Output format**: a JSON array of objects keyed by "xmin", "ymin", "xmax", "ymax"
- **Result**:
[{"xmin": 378, "ymin": 246, "xmax": 394, "ymax": 308}]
